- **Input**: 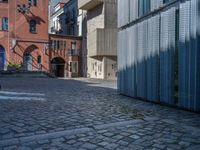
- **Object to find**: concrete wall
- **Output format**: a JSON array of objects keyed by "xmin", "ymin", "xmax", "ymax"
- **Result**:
[
  {"xmin": 87, "ymin": 4, "xmax": 105, "ymax": 33},
  {"xmin": 78, "ymin": 10, "xmax": 88, "ymax": 77},
  {"xmin": 88, "ymin": 57, "xmax": 104, "ymax": 79},
  {"xmin": 80, "ymin": 0, "xmax": 117, "ymax": 79}
]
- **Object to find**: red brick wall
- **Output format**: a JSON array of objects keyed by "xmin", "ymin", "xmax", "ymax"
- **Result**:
[
  {"xmin": 0, "ymin": 1, "xmax": 82, "ymax": 77},
  {"xmin": 0, "ymin": 2, "xmax": 9, "ymax": 58},
  {"xmin": 49, "ymin": 34, "xmax": 82, "ymax": 77},
  {"xmin": 0, "ymin": 0, "xmax": 49, "ymax": 71}
]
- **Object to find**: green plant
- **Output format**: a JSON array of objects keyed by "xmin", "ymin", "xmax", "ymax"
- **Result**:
[{"xmin": 7, "ymin": 62, "xmax": 21, "ymax": 70}]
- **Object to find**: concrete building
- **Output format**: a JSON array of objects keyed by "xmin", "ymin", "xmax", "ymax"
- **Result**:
[
  {"xmin": 117, "ymin": 0, "xmax": 200, "ymax": 111},
  {"xmin": 78, "ymin": 0, "xmax": 118, "ymax": 80},
  {"xmin": 0, "ymin": 0, "xmax": 49, "ymax": 71}
]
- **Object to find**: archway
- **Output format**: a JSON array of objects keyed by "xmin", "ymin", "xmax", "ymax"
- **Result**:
[
  {"xmin": 51, "ymin": 57, "xmax": 65, "ymax": 77},
  {"xmin": 0, "ymin": 45, "xmax": 6, "ymax": 70},
  {"xmin": 23, "ymin": 45, "xmax": 38, "ymax": 71}
]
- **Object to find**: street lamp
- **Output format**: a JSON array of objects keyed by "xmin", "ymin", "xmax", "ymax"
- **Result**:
[{"xmin": 17, "ymin": 0, "xmax": 32, "ymax": 14}]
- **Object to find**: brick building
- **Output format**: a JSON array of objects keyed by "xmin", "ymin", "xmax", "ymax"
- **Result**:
[
  {"xmin": 49, "ymin": 34, "xmax": 81, "ymax": 78},
  {"xmin": 0, "ymin": 0, "xmax": 82, "ymax": 78},
  {"xmin": 0, "ymin": 0, "xmax": 49, "ymax": 71}
]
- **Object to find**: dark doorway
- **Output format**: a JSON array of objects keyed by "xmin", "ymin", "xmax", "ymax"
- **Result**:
[
  {"xmin": 0, "ymin": 45, "xmax": 6, "ymax": 71},
  {"xmin": 51, "ymin": 57, "xmax": 65, "ymax": 77}
]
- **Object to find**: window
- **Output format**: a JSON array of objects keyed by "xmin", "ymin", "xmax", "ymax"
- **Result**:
[
  {"xmin": 92, "ymin": 63, "xmax": 95, "ymax": 70},
  {"xmin": 98, "ymin": 64, "xmax": 102, "ymax": 72},
  {"xmin": 163, "ymin": 0, "xmax": 170, "ymax": 4},
  {"xmin": 53, "ymin": 40, "xmax": 57, "ymax": 50},
  {"xmin": 56, "ymin": 40, "xmax": 60, "ymax": 50},
  {"xmin": 64, "ymin": 41, "xmax": 66, "ymax": 51},
  {"xmin": 2, "ymin": 17, "xmax": 8, "ymax": 31},
  {"xmin": 72, "ymin": 62, "xmax": 78, "ymax": 73},
  {"xmin": 33, "ymin": 0, "xmax": 37, "ymax": 6},
  {"xmin": 69, "ymin": 62, "xmax": 72, "ymax": 72},
  {"xmin": 60, "ymin": 41, "xmax": 63, "ymax": 50},
  {"xmin": 71, "ymin": 41, "xmax": 76, "ymax": 50},
  {"xmin": 29, "ymin": 19, "xmax": 36, "ymax": 33},
  {"xmin": 49, "ymin": 40, "xmax": 53, "ymax": 50},
  {"xmin": 37, "ymin": 55, "xmax": 41, "ymax": 64}
]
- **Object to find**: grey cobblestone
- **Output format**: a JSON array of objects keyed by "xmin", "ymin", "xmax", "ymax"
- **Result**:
[
  {"xmin": 82, "ymin": 143, "xmax": 97, "ymax": 149},
  {"xmin": 0, "ymin": 78, "xmax": 199, "ymax": 149}
]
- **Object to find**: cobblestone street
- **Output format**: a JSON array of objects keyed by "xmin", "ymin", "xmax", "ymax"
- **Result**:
[{"xmin": 0, "ymin": 78, "xmax": 200, "ymax": 150}]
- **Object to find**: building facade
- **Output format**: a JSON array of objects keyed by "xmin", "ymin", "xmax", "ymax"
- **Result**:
[
  {"xmin": 117, "ymin": 0, "xmax": 200, "ymax": 111},
  {"xmin": 49, "ymin": 2, "xmax": 66, "ymax": 34},
  {"xmin": 49, "ymin": 0, "xmax": 79, "ymax": 36},
  {"xmin": 48, "ymin": 0, "xmax": 69, "ymax": 33},
  {"xmin": 49, "ymin": 34, "xmax": 81, "ymax": 78},
  {"xmin": 0, "ymin": 0, "xmax": 49, "ymax": 71},
  {"xmin": 78, "ymin": 0, "xmax": 118, "ymax": 80},
  {"xmin": 48, "ymin": 0, "xmax": 83, "ymax": 78},
  {"xmin": 77, "ymin": 9, "xmax": 87, "ymax": 77}
]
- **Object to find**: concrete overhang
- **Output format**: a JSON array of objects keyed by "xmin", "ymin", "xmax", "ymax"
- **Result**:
[{"xmin": 78, "ymin": 0, "xmax": 103, "ymax": 10}]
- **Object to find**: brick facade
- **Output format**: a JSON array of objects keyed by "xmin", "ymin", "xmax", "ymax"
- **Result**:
[
  {"xmin": 49, "ymin": 34, "xmax": 81, "ymax": 78},
  {"xmin": 0, "ymin": 0, "xmax": 49, "ymax": 71},
  {"xmin": 0, "ymin": 0, "xmax": 82, "ymax": 78}
]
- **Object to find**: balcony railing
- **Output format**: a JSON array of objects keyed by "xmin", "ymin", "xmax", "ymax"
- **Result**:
[{"xmin": 66, "ymin": 18, "xmax": 75, "ymax": 25}]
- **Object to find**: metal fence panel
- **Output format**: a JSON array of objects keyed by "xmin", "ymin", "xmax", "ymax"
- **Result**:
[
  {"xmin": 160, "ymin": 7, "xmax": 176, "ymax": 105},
  {"xmin": 117, "ymin": 0, "xmax": 200, "ymax": 111},
  {"xmin": 118, "ymin": 0, "xmax": 129, "ymax": 28},
  {"xmin": 146, "ymin": 15, "xmax": 160, "ymax": 102},
  {"xmin": 178, "ymin": 0, "xmax": 200, "ymax": 111}
]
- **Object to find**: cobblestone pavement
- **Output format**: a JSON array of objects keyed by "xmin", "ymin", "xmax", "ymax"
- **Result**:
[{"xmin": 0, "ymin": 78, "xmax": 200, "ymax": 150}]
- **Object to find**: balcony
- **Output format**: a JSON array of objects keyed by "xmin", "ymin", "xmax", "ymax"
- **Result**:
[
  {"xmin": 87, "ymin": 28, "xmax": 117, "ymax": 57},
  {"xmin": 78, "ymin": 0, "xmax": 103, "ymax": 10},
  {"xmin": 66, "ymin": 18, "xmax": 75, "ymax": 25},
  {"xmin": 50, "ymin": 27, "xmax": 62, "ymax": 34}
]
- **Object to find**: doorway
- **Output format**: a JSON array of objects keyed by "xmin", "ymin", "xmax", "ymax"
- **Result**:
[
  {"xmin": 51, "ymin": 57, "xmax": 65, "ymax": 77},
  {"xmin": 0, "ymin": 46, "xmax": 6, "ymax": 71},
  {"xmin": 23, "ymin": 53, "xmax": 33, "ymax": 71}
]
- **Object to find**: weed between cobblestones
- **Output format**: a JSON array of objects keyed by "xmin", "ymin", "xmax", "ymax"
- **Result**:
[{"xmin": 120, "ymin": 106, "xmax": 144, "ymax": 119}]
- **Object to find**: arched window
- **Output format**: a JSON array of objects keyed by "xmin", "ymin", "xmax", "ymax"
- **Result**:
[{"xmin": 29, "ymin": 19, "xmax": 36, "ymax": 33}]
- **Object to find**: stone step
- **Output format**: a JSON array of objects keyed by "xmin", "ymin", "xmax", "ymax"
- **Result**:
[{"xmin": 0, "ymin": 71, "xmax": 55, "ymax": 78}]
